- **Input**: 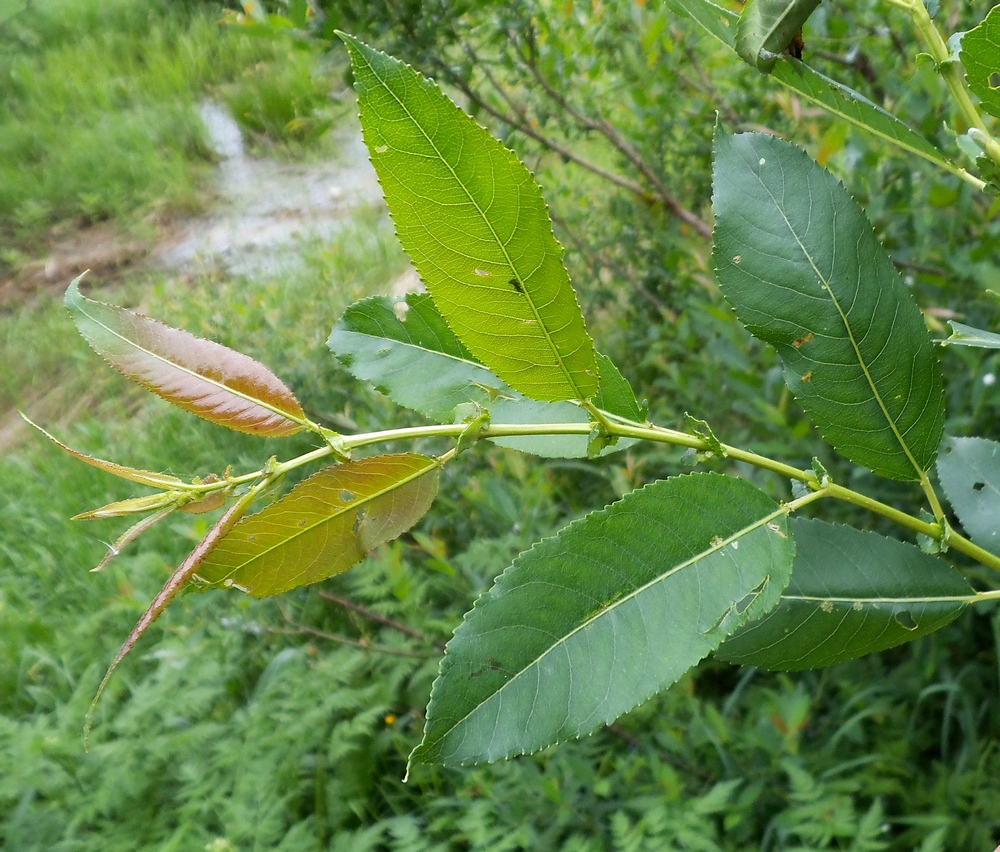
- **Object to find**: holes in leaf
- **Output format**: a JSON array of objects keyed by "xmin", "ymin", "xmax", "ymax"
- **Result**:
[
  {"xmin": 894, "ymin": 609, "xmax": 918, "ymax": 631},
  {"xmin": 973, "ymin": 481, "xmax": 986, "ymax": 492},
  {"xmin": 353, "ymin": 506, "xmax": 368, "ymax": 536},
  {"xmin": 991, "ymin": 72, "xmax": 1000, "ymax": 89},
  {"xmin": 340, "ymin": 489, "xmax": 356, "ymax": 503},
  {"xmin": 393, "ymin": 300, "xmax": 409, "ymax": 322}
]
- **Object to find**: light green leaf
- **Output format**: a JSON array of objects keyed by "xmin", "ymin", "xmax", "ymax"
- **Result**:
[
  {"xmin": 666, "ymin": 0, "xmax": 737, "ymax": 48},
  {"xmin": 712, "ymin": 130, "xmax": 945, "ymax": 480},
  {"xmin": 329, "ymin": 294, "xmax": 636, "ymax": 458},
  {"xmin": 937, "ymin": 435, "xmax": 1000, "ymax": 555},
  {"xmin": 961, "ymin": 5, "xmax": 1000, "ymax": 119},
  {"xmin": 940, "ymin": 320, "xmax": 1000, "ymax": 349},
  {"xmin": 409, "ymin": 473, "xmax": 795, "ymax": 767},
  {"xmin": 717, "ymin": 519, "xmax": 971, "ymax": 669},
  {"xmin": 736, "ymin": 0, "xmax": 820, "ymax": 73},
  {"xmin": 593, "ymin": 352, "xmax": 644, "ymax": 423},
  {"xmin": 339, "ymin": 33, "xmax": 599, "ymax": 403},
  {"xmin": 196, "ymin": 454, "xmax": 439, "ymax": 596}
]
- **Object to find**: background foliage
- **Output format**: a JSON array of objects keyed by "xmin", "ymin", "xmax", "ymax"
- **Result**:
[{"xmin": 2, "ymin": 0, "xmax": 1000, "ymax": 848}]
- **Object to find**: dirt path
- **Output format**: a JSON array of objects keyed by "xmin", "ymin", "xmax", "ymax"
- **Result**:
[{"xmin": 0, "ymin": 102, "xmax": 391, "ymax": 451}]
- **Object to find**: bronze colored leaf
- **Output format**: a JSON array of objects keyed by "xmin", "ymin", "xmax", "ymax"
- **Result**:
[
  {"xmin": 197, "ymin": 454, "xmax": 440, "ymax": 596},
  {"xmin": 65, "ymin": 277, "xmax": 305, "ymax": 436}
]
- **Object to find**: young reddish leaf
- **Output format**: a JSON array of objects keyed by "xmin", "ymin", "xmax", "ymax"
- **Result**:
[
  {"xmin": 85, "ymin": 492, "xmax": 256, "ymax": 748},
  {"xmin": 22, "ymin": 413, "xmax": 187, "ymax": 489},
  {"xmin": 196, "ymin": 454, "xmax": 440, "ymax": 596},
  {"xmin": 90, "ymin": 508, "xmax": 176, "ymax": 573},
  {"xmin": 65, "ymin": 277, "xmax": 306, "ymax": 436}
]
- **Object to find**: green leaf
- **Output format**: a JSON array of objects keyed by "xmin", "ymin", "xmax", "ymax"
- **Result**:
[
  {"xmin": 666, "ymin": 0, "xmax": 737, "ymax": 48},
  {"xmin": 937, "ymin": 436, "xmax": 1000, "ymax": 555},
  {"xmin": 717, "ymin": 519, "xmax": 972, "ymax": 669},
  {"xmin": 668, "ymin": 1, "xmax": 961, "ymax": 180},
  {"xmin": 736, "ymin": 0, "xmax": 820, "ymax": 73},
  {"xmin": 65, "ymin": 277, "xmax": 305, "ymax": 437},
  {"xmin": 329, "ymin": 294, "xmax": 636, "ymax": 458},
  {"xmin": 409, "ymin": 473, "xmax": 795, "ymax": 767},
  {"xmin": 961, "ymin": 5, "xmax": 1000, "ymax": 119},
  {"xmin": 769, "ymin": 58, "xmax": 959, "ymax": 177},
  {"xmin": 712, "ymin": 131, "xmax": 945, "ymax": 480},
  {"xmin": 593, "ymin": 352, "xmax": 644, "ymax": 423},
  {"xmin": 338, "ymin": 33, "xmax": 599, "ymax": 403},
  {"xmin": 940, "ymin": 320, "xmax": 1000, "ymax": 349},
  {"xmin": 196, "ymin": 454, "xmax": 439, "ymax": 596}
]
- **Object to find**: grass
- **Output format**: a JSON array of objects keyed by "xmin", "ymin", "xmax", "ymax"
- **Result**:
[{"xmin": 0, "ymin": 0, "xmax": 340, "ymax": 254}]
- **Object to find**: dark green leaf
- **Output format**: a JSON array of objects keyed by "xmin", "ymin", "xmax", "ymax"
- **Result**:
[
  {"xmin": 769, "ymin": 58, "xmax": 960, "ymax": 178},
  {"xmin": 329, "ymin": 294, "xmax": 635, "ymax": 458},
  {"xmin": 339, "ymin": 33, "xmax": 598, "ymax": 403},
  {"xmin": 717, "ymin": 518, "xmax": 972, "ymax": 669},
  {"xmin": 938, "ymin": 435, "xmax": 1000, "ymax": 555},
  {"xmin": 409, "ymin": 473, "xmax": 795, "ymax": 767},
  {"xmin": 961, "ymin": 5, "xmax": 1000, "ymax": 119},
  {"xmin": 669, "ymin": 1, "xmax": 962, "ymax": 179},
  {"xmin": 712, "ymin": 131, "xmax": 945, "ymax": 480},
  {"xmin": 736, "ymin": 0, "xmax": 820, "ymax": 73},
  {"xmin": 196, "ymin": 454, "xmax": 439, "ymax": 596}
]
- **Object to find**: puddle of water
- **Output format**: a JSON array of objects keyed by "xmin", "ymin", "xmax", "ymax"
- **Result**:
[{"xmin": 156, "ymin": 101, "xmax": 385, "ymax": 278}]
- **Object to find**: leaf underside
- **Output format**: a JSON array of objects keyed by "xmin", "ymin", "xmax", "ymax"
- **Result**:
[
  {"xmin": 736, "ymin": 0, "xmax": 821, "ymax": 72},
  {"xmin": 716, "ymin": 518, "xmax": 971, "ymax": 670},
  {"xmin": 340, "ymin": 33, "xmax": 599, "ymax": 403},
  {"xmin": 961, "ymin": 5, "xmax": 1000, "ymax": 119},
  {"xmin": 410, "ymin": 472, "xmax": 795, "ymax": 768},
  {"xmin": 669, "ymin": 0, "xmax": 956, "ymax": 175},
  {"xmin": 196, "ymin": 454, "xmax": 439, "ymax": 596},
  {"xmin": 942, "ymin": 320, "xmax": 1000, "ymax": 349},
  {"xmin": 937, "ymin": 435, "xmax": 1000, "ymax": 556},
  {"xmin": 712, "ymin": 131, "xmax": 945, "ymax": 480},
  {"xmin": 66, "ymin": 278, "xmax": 304, "ymax": 437},
  {"xmin": 329, "ymin": 294, "xmax": 640, "ymax": 458},
  {"xmin": 21, "ymin": 414, "xmax": 186, "ymax": 489}
]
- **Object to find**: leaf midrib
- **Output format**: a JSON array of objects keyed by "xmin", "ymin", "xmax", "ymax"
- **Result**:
[
  {"xmin": 353, "ymin": 44, "xmax": 589, "ymax": 401},
  {"xmin": 781, "ymin": 593, "xmax": 974, "ymax": 605},
  {"xmin": 436, "ymin": 503, "xmax": 787, "ymax": 755},
  {"xmin": 207, "ymin": 457, "xmax": 438, "ymax": 582}
]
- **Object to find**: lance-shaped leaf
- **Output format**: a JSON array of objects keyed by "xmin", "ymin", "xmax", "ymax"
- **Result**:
[
  {"xmin": 712, "ymin": 131, "xmax": 945, "ymax": 480},
  {"xmin": 961, "ymin": 5, "xmax": 1000, "ymax": 119},
  {"xmin": 409, "ymin": 473, "xmax": 795, "ymax": 768},
  {"xmin": 736, "ymin": 0, "xmax": 820, "ymax": 73},
  {"xmin": 196, "ymin": 454, "xmax": 439, "ymax": 596},
  {"xmin": 65, "ymin": 277, "xmax": 305, "ymax": 436},
  {"xmin": 669, "ymin": 0, "xmax": 963, "ymax": 181},
  {"xmin": 666, "ymin": 0, "xmax": 737, "ymax": 47},
  {"xmin": 769, "ymin": 59, "xmax": 961, "ymax": 177},
  {"xmin": 717, "ymin": 518, "xmax": 972, "ymax": 669},
  {"xmin": 940, "ymin": 320, "xmax": 1000, "ymax": 349},
  {"xmin": 339, "ymin": 33, "xmax": 599, "ymax": 403},
  {"xmin": 329, "ymin": 294, "xmax": 639, "ymax": 458},
  {"xmin": 22, "ymin": 414, "xmax": 186, "ymax": 489},
  {"xmin": 938, "ymin": 436, "xmax": 1000, "ymax": 555}
]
